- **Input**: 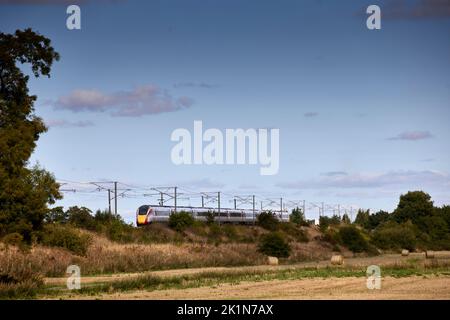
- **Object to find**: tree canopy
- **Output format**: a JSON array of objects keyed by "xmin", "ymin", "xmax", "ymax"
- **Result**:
[{"xmin": 0, "ymin": 29, "xmax": 61, "ymax": 241}]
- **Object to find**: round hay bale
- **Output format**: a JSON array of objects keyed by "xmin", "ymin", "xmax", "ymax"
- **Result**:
[
  {"xmin": 267, "ymin": 256, "xmax": 279, "ymax": 266},
  {"xmin": 426, "ymin": 251, "xmax": 435, "ymax": 259},
  {"xmin": 401, "ymin": 249, "xmax": 409, "ymax": 256},
  {"xmin": 330, "ymin": 255, "xmax": 344, "ymax": 265}
]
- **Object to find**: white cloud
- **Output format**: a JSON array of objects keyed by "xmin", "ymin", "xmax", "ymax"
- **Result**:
[
  {"xmin": 277, "ymin": 170, "xmax": 450, "ymax": 189},
  {"xmin": 46, "ymin": 119, "xmax": 94, "ymax": 128},
  {"xmin": 388, "ymin": 131, "xmax": 434, "ymax": 141},
  {"xmin": 50, "ymin": 85, "xmax": 193, "ymax": 117}
]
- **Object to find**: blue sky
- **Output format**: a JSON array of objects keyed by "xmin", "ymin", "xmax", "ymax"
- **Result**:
[{"xmin": 1, "ymin": 0, "xmax": 449, "ymax": 222}]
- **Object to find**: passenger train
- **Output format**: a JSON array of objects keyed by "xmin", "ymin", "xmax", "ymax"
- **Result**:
[{"xmin": 136, "ymin": 205, "xmax": 289, "ymax": 226}]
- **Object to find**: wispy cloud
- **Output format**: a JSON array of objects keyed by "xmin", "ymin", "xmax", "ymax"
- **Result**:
[
  {"xmin": 388, "ymin": 131, "xmax": 434, "ymax": 141},
  {"xmin": 277, "ymin": 170, "xmax": 450, "ymax": 189},
  {"xmin": 321, "ymin": 171, "xmax": 348, "ymax": 177},
  {"xmin": 173, "ymin": 82, "xmax": 219, "ymax": 89},
  {"xmin": 45, "ymin": 119, "xmax": 94, "ymax": 128},
  {"xmin": 49, "ymin": 85, "xmax": 193, "ymax": 117},
  {"xmin": 304, "ymin": 112, "xmax": 319, "ymax": 118}
]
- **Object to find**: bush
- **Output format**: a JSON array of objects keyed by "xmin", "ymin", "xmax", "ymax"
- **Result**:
[
  {"xmin": 257, "ymin": 211, "xmax": 279, "ymax": 231},
  {"xmin": 1, "ymin": 233, "xmax": 24, "ymax": 246},
  {"xmin": 338, "ymin": 226, "xmax": 368, "ymax": 253},
  {"xmin": 205, "ymin": 211, "xmax": 215, "ymax": 225},
  {"xmin": 67, "ymin": 206, "xmax": 96, "ymax": 230},
  {"xmin": 278, "ymin": 223, "xmax": 309, "ymax": 242},
  {"xmin": 323, "ymin": 228, "xmax": 340, "ymax": 245},
  {"xmin": 168, "ymin": 211, "xmax": 195, "ymax": 232},
  {"xmin": 258, "ymin": 232, "xmax": 291, "ymax": 258},
  {"xmin": 372, "ymin": 221, "xmax": 417, "ymax": 251},
  {"xmin": 319, "ymin": 215, "xmax": 341, "ymax": 232},
  {"xmin": 290, "ymin": 207, "xmax": 308, "ymax": 226},
  {"xmin": 93, "ymin": 209, "xmax": 134, "ymax": 242},
  {"xmin": 40, "ymin": 224, "xmax": 91, "ymax": 256},
  {"xmin": 207, "ymin": 223, "xmax": 223, "ymax": 245}
]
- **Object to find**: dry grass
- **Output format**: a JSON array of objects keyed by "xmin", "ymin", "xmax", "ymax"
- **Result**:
[
  {"xmin": 0, "ymin": 225, "xmax": 347, "ymax": 300},
  {"xmin": 0, "ymin": 229, "xmax": 343, "ymax": 281},
  {"xmin": 0, "ymin": 244, "xmax": 45, "ymax": 298},
  {"xmin": 0, "ymin": 235, "xmax": 267, "ymax": 278}
]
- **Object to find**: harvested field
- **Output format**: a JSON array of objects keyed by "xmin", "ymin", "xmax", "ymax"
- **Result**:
[
  {"xmin": 41, "ymin": 253, "xmax": 450, "ymax": 300},
  {"xmin": 87, "ymin": 276, "xmax": 450, "ymax": 300}
]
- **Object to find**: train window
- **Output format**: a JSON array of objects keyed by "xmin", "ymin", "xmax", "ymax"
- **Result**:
[{"xmin": 138, "ymin": 206, "xmax": 149, "ymax": 215}]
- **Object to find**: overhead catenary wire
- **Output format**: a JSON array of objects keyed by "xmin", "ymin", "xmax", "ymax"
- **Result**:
[{"xmin": 56, "ymin": 179, "xmax": 366, "ymax": 221}]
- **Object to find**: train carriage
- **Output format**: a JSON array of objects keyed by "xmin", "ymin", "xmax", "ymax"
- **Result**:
[{"xmin": 136, "ymin": 205, "xmax": 289, "ymax": 226}]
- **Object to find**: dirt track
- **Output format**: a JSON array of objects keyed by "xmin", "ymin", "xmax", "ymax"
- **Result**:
[{"xmin": 72, "ymin": 276, "xmax": 450, "ymax": 300}]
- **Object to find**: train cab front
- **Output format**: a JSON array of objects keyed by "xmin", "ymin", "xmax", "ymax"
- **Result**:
[{"xmin": 136, "ymin": 205, "xmax": 151, "ymax": 226}]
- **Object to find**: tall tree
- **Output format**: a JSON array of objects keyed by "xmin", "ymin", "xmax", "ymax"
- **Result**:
[
  {"xmin": 392, "ymin": 191, "xmax": 434, "ymax": 226},
  {"xmin": 0, "ymin": 29, "xmax": 61, "ymax": 241},
  {"xmin": 354, "ymin": 209, "xmax": 370, "ymax": 228}
]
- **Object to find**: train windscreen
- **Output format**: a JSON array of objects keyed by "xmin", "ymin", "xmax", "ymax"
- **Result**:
[{"xmin": 138, "ymin": 206, "xmax": 149, "ymax": 215}]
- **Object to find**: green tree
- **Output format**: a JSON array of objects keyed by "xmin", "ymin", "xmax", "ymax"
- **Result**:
[
  {"xmin": 0, "ymin": 29, "xmax": 61, "ymax": 241},
  {"xmin": 437, "ymin": 205, "xmax": 450, "ymax": 229},
  {"xmin": 366, "ymin": 210, "xmax": 390, "ymax": 230},
  {"xmin": 289, "ymin": 207, "xmax": 306, "ymax": 225},
  {"xmin": 354, "ymin": 209, "xmax": 370, "ymax": 228},
  {"xmin": 372, "ymin": 221, "xmax": 417, "ymax": 251},
  {"xmin": 45, "ymin": 206, "xmax": 68, "ymax": 224},
  {"xmin": 319, "ymin": 215, "xmax": 341, "ymax": 232},
  {"xmin": 67, "ymin": 206, "xmax": 96, "ymax": 230},
  {"xmin": 392, "ymin": 191, "xmax": 434, "ymax": 226},
  {"xmin": 341, "ymin": 213, "xmax": 351, "ymax": 224}
]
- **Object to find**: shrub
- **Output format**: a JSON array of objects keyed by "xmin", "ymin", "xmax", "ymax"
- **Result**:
[
  {"xmin": 257, "ymin": 211, "xmax": 279, "ymax": 231},
  {"xmin": 319, "ymin": 215, "xmax": 341, "ymax": 232},
  {"xmin": 40, "ymin": 224, "xmax": 91, "ymax": 256},
  {"xmin": 168, "ymin": 211, "xmax": 195, "ymax": 232},
  {"xmin": 1, "ymin": 233, "xmax": 24, "ymax": 246},
  {"xmin": 258, "ymin": 232, "xmax": 291, "ymax": 258},
  {"xmin": 93, "ymin": 210, "xmax": 134, "ymax": 242},
  {"xmin": 278, "ymin": 223, "xmax": 309, "ymax": 242},
  {"xmin": 290, "ymin": 207, "xmax": 308, "ymax": 226},
  {"xmin": 207, "ymin": 223, "xmax": 223, "ymax": 245},
  {"xmin": 222, "ymin": 225, "xmax": 238, "ymax": 240},
  {"xmin": 67, "ymin": 206, "xmax": 96, "ymax": 230},
  {"xmin": 205, "ymin": 211, "xmax": 215, "ymax": 225},
  {"xmin": 372, "ymin": 221, "xmax": 417, "ymax": 251},
  {"xmin": 338, "ymin": 226, "xmax": 368, "ymax": 253},
  {"xmin": 323, "ymin": 228, "xmax": 340, "ymax": 245}
]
